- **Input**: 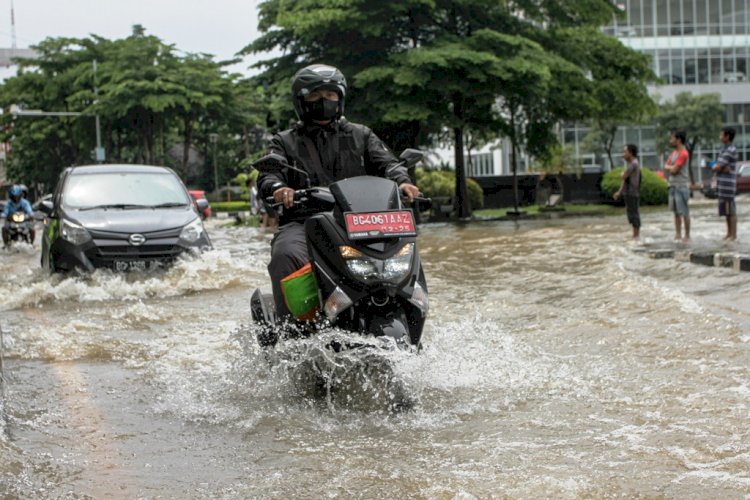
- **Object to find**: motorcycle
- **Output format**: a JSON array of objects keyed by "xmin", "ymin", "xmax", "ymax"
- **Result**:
[
  {"xmin": 4, "ymin": 211, "xmax": 34, "ymax": 247},
  {"xmin": 250, "ymin": 149, "xmax": 430, "ymax": 352}
]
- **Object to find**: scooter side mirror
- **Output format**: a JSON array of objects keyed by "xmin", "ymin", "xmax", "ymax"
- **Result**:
[
  {"xmin": 399, "ymin": 148, "xmax": 423, "ymax": 168},
  {"xmin": 253, "ymin": 153, "xmax": 290, "ymax": 173}
]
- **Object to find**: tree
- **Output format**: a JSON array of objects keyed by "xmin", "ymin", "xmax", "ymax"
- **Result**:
[
  {"xmin": 245, "ymin": 0, "xmax": 625, "ymax": 218},
  {"xmin": 0, "ymin": 27, "xmax": 264, "ymax": 192},
  {"xmin": 655, "ymin": 92, "xmax": 723, "ymax": 186},
  {"xmin": 552, "ymin": 27, "xmax": 656, "ymax": 170}
]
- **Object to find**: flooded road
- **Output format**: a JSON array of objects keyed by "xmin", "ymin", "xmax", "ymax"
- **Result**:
[{"xmin": 1, "ymin": 202, "xmax": 749, "ymax": 498}]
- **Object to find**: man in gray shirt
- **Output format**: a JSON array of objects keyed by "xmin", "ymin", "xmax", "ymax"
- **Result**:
[{"xmin": 614, "ymin": 144, "xmax": 641, "ymax": 239}]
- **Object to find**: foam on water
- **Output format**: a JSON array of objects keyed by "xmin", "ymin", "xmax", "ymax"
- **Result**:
[{"xmin": 0, "ymin": 248, "xmax": 266, "ymax": 311}]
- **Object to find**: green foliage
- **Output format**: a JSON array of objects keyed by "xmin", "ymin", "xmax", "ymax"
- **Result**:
[
  {"xmin": 602, "ymin": 167, "xmax": 668, "ymax": 205},
  {"xmin": 655, "ymin": 92, "xmax": 723, "ymax": 154},
  {"xmin": 416, "ymin": 168, "xmax": 484, "ymax": 210},
  {"xmin": 246, "ymin": 0, "xmax": 630, "ymax": 218},
  {"xmin": 0, "ymin": 26, "xmax": 269, "ymax": 192},
  {"xmin": 211, "ymin": 201, "xmax": 252, "ymax": 212}
]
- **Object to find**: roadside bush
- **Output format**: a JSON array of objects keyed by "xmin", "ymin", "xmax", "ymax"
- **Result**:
[
  {"xmin": 601, "ymin": 167, "xmax": 668, "ymax": 205},
  {"xmin": 415, "ymin": 168, "xmax": 484, "ymax": 210},
  {"xmin": 211, "ymin": 201, "xmax": 251, "ymax": 212}
]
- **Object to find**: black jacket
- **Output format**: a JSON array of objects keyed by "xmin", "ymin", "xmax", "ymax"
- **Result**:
[{"xmin": 258, "ymin": 119, "xmax": 411, "ymax": 224}]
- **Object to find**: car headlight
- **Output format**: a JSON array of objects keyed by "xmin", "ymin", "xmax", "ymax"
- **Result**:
[
  {"xmin": 61, "ymin": 218, "xmax": 92, "ymax": 245},
  {"xmin": 179, "ymin": 217, "xmax": 205, "ymax": 243},
  {"xmin": 339, "ymin": 243, "xmax": 414, "ymax": 283}
]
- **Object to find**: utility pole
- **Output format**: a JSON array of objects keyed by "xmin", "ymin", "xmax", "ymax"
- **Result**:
[
  {"xmin": 92, "ymin": 60, "xmax": 104, "ymax": 163},
  {"xmin": 10, "ymin": 60, "xmax": 106, "ymax": 163},
  {"xmin": 209, "ymin": 133, "xmax": 219, "ymax": 194},
  {"xmin": 10, "ymin": 0, "xmax": 16, "ymax": 49}
]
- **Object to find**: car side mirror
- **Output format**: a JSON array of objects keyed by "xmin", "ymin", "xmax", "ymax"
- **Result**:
[
  {"xmin": 195, "ymin": 199, "xmax": 209, "ymax": 212},
  {"xmin": 399, "ymin": 148, "xmax": 423, "ymax": 168},
  {"xmin": 39, "ymin": 200, "xmax": 54, "ymax": 215}
]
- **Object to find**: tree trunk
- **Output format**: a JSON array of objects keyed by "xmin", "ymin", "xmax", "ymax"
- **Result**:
[
  {"xmin": 452, "ymin": 96, "xmax": 472, "ymax": 219},
  {"xmin": 687, "ymin": 138, "xmax": 696, "ymax": 186},
  {"xmin": 182, "ymin": 117, "xmax": 193, "ymax": 179},
  {"xmin": 604, "ymin": 126, "xmax": 617, "ymax": 171},
  {"xmin": 510, "ymin": 108, "xmax": 520, "ymax": 213}
]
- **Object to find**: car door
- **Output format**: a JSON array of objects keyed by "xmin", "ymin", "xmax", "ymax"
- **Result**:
[
  {"xmin": 40, "ymin": 170, "xmax": 69, "ymax": 270},
  {"xmin": 737, "ymin": 164, "xmax": 750, "ymax": 194}
]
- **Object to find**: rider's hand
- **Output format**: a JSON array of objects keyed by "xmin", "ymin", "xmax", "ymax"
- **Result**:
[
  {"xmin": 273, "ymin": 187, "xmax": 296, "ymax": 209},
  {"xmin": 399, "ymin": 183, "xmax": 420, "ymax": 202}
]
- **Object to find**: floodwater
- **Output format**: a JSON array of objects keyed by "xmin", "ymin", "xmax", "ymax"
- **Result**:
[{"xmin": 1, "ymin": 201, "xmax": 749, "ymax": 498}]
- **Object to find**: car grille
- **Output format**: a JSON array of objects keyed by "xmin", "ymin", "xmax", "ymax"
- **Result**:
[{"xmin": 86, "ymin": 242, "xmax": 184, "ymax": 269}]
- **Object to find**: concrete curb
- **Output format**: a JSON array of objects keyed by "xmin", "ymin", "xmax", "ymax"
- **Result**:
[{"xmin": 640, "ymin": 247, "xmax": 750, "ymax": 272}]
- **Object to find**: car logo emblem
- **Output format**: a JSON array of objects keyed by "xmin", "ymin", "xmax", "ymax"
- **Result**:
[{"xmin": 129, "ymin": 234, "xmax": 146, "ymax": 246}]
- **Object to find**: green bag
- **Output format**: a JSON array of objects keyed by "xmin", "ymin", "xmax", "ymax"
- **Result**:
[{"xmin": 280, "ymin": 263, "xmax": 320, "ymax": 320}]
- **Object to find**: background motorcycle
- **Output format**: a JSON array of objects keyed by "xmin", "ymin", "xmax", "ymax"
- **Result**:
[{"xmin": 4, "ymin": 212, "xmax": 34, "ymax": 247}]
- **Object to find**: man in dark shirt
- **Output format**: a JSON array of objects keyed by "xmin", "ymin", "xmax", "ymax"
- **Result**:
[
  {"xmin": 712, "ymin": 126, "xmax": 738, "ymax": 241},
  {"xmin": 614, "ymin": 144, "xmax": 641, "ymax": 239},
  {"xmin": 258, "ymin": 64, "xmax": 420, "ymax": 319}
]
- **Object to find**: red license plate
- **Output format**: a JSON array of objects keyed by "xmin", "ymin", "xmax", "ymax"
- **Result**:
[{"xmin": 344, "ymin": 210, "xmax": 416, "ymax": 240}]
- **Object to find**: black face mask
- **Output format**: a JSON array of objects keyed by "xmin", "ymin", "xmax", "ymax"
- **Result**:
[{"xmin": 304, "ymin": 98, "xmax": 339, "ymax": 121}]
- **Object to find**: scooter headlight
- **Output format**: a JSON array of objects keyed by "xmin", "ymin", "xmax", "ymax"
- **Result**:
[
  {"xmin": 340, "ymin": 245, "xmax": 379, "ymax": 281},
  {"xmin": 61, "ymin": 218, "xmax": 92, "ymax": 245},
  {"xmin": 11, "ymin": 212, "xmax": 24, "ymax": 223},
  {"xmin": 382, "ymin": 243, "xmax": 414, "ymax": 282},
  {"xmin": 339, "ymin": 244, "xmax": 414, "ymax": 283}
]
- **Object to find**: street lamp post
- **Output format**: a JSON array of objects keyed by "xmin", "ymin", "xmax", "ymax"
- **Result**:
[
  {"xmin": 9, "ymin": 60, "xmax": 105, "ymax": 163},
  {"xmin": 209, "ymin": 133, "xmax": 219, "ymax": 195}
]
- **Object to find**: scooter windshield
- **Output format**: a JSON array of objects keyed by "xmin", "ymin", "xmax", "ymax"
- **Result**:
[{"xmin": 329, "ymin": 176, "xmax": 402, "ymax": 213}]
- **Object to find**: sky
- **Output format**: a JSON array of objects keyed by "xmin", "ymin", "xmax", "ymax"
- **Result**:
[{"xmin": 0, "ymin": 0, "xmax": 276, "ymax": 77}]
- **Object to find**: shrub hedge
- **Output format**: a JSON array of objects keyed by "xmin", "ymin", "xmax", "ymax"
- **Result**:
[
  {"xmin": 415, "ymin": 168, "xmax": 484, "ymax": 209},
  {"xmin": 601, "ymin": 167, "xmax": 668, "ymax": 205}
]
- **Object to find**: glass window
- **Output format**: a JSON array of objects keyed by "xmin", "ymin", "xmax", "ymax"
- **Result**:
[
  {"xmin": 697, "ymin": 51, "xmax": 709, "ymax": 83},
  {"xmin": 721, "ymin": 0, "xmax": 734, "ymax": 34},
  {"xmin": 643, "ymin": 0, "xmax": 655, "ymax": 36},
  {"xmin": 708, "ymin": 0, "xmax": 721, "ymax": 33},
  {"xmin": 672, "ymin": 51, "xmax": 685, "ymax": 83},
  {"xmin": 656, "ymin": 1, "xmax": 670, "ymax": 35},
  {"xmin": 685, "ymin": 50, "xmax": 697, "ymax": 83},
  {"xmin": 629, "ymin": 0, "xmax": 643, "ymax": 35},
  {"xmin": 669, "ymin": 0, "xmax": 683, "ymax": 35},
  {"xmin": 737, "ymin": 46, "xmax": 748, "ymax": 82},
  {"xmin": 710, "ymin": 48, "xmax": 722, "ymax": 83},
  {"xmin": 641, "ymin": 127, "xmax": 656, "ymax": 154},
  {"xmin": 63, "ymin": 172, "xmax": 190, "ymax": 209},
  {"xmin": 695, "ymin": 0, "xmax": 709, "ymax": 33}
]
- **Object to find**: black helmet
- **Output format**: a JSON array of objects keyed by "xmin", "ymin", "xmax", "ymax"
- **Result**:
[{"xmin": 291, "ymin": 64, "xmax": 347, "ymax": 121}]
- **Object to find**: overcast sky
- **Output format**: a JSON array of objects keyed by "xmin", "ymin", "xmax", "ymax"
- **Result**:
[{"xmin": 0, "ymin": 0, "xmax": 276, "ymax": 76}]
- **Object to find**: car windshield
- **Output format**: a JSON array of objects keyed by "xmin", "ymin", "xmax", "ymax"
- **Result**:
[{"xmin": 63, "ymin": 171, "xmax": 190, "ymax": 209}]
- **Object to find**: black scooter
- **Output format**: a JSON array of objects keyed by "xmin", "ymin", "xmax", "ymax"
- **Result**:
[{"xmin": 250, "ymin": 149, "xmax": 429, "ymax": 351}]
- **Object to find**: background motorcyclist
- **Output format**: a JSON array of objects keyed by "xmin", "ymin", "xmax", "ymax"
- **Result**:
[
  {"xmin": 258, "ymin": 63, "xmax": 420, "ymax": 319},
  {"xmin": 2, "ymin": 184, "xmax": 35, "ymax": 246}
]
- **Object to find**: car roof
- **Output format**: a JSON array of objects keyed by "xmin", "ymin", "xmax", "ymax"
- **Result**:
[{"xmin": 67, "ymin": 164, "xmax": 175, "ymax": 176}]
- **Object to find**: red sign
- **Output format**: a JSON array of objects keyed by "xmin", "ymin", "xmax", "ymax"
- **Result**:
[{"xmin": 344, "ymin": 210, "xmax": 416, "ymax": 240}]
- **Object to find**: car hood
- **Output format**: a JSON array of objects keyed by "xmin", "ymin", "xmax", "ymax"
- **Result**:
[{"xmin": 67, "ymin": 207, "xmax": 198, "ymax": 234}]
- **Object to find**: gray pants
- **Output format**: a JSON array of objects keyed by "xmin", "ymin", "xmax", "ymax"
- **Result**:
[{"xmin": 268, "ymin": 222, "xmax": 309, "ymax": 319}]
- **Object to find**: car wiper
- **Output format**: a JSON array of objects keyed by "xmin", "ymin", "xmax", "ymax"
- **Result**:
[
  {"xmin": 148, "ymin": 202, "xmax": 188, "ymax": 208},
  {"xmin": 78, "ymin": 204, "xmax": 150, "ymax": 211}
]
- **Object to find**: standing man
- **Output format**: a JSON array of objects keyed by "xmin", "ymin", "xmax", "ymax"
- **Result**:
[
  {"xmin": 663, "ymin": 130, "xmax": 691, "ymax": 242},
  {"xmin": 258, "ymin": 64, "xmax": 419, "ymax": 319},
  {"xmin": 614, "ymin": 144, "xmax": 641, "ymax": 239},
  {"xmin": 712, "ymin": 126, "xmax": 738, "ymax": 241}
]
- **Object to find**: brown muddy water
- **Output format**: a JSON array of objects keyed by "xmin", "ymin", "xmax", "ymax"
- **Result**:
[{"xmin": 1, "ymin": 202, "xmax": 749, "ymax": 498}]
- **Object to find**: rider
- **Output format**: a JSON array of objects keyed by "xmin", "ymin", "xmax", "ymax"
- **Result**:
[
  {"xmin": 2, "ymin": 184, "xmax": 35, "ymax": 245},
  {"xmin": 258, "ymin": 63, "xmax": 420, "ymax": 319}
]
